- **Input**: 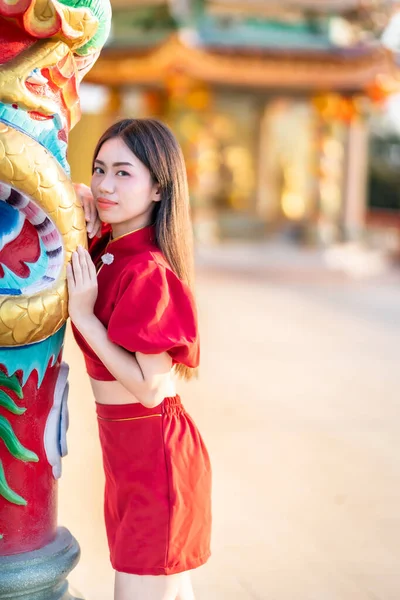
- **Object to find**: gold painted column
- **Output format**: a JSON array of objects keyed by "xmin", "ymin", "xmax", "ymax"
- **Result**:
[
  {"xmin": 69, "ymin": 87, "xmax": 122, "ymax": 185},
  {"xmin": 257, "ymin": 98, "xmax": 315, "ymax": 229},
  {"xmin": 342, "ymin": 115, "xmax": 369, "ymax": 240}
]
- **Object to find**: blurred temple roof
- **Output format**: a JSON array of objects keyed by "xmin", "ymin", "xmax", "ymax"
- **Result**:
[{"xmin": 85, "ymin": 0, "xmax": 397, "ymax": 91}]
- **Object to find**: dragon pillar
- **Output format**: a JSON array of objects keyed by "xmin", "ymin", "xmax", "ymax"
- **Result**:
[{"xmin": 0, "ymin": 0, "xmax": 111, "ymax": 597}]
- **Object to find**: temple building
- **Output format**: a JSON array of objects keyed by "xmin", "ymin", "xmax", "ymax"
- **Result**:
[{"xmin": 69, "ymin": 0, "xmax": 398, "ymax": 243}]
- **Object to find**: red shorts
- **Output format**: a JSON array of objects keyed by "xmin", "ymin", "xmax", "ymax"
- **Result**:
[{"xmin": 96, "ymin": 396, "xmax": 212, "ymax": 575}]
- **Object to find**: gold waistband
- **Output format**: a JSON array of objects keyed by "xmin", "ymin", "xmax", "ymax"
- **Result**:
[{"xmin": 97, "ymin": 413, "xmax": 162, "ymax": 422}]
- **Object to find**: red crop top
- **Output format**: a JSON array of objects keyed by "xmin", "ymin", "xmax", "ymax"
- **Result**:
[{"xmin": 71, "ymin": 225, "xmax": 200, "ymax": 381}]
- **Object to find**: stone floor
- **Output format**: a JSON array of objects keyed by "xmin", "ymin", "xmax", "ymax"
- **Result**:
[{"xmin": 59, "ymin": 241, "xmax": 400, "ymax": 600}]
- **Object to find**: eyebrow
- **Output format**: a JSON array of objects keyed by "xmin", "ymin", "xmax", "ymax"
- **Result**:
[{"xmin": 94, "ymin": 159, "xmax": 134, "ymax": 167}]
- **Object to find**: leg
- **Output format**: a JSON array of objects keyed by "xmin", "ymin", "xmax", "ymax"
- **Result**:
[
  {"xmin": 176, "ymin": 572, "xmax": 195, "ymax": 600},
  {"xmin": 114, "ymin": 571, "xmax": 191, "ymax": 600}
]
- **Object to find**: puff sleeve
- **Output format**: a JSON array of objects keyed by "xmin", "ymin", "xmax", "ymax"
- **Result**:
[{"xmin": 107, "ymin": 260, "xmax": 199, "ymax": 368}]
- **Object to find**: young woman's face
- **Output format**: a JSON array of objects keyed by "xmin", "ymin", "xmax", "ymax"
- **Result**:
[{"xmin": 91, "ymin": 136, "xmax": 160, "ymax": 235}]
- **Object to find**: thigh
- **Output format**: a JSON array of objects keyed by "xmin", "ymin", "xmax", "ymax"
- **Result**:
[
  {"xmin": 176, "ymin": 572, "xmax": 195, "ymax": 600},
  {"xmin": 114, "ymin": 571, "xmax": 182, "ymax": 600}
]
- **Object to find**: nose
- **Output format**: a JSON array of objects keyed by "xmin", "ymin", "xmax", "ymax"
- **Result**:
[{"xmin": 98, "ymin": 172, "xmax": 115, "ymax": 195}]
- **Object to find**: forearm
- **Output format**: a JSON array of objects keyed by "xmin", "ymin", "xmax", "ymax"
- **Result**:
[{"xmin": 74, "ymin": 316, "xmax": 171, "ymax": 407}]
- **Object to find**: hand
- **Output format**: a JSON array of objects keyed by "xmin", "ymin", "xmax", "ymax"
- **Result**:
[
  {"xmin": 73, "ymin": 182, "xmax": 102, "ymax": 239},
  {"xmin": 66, "ymin": 246, "xmax": 98, "ymax": 326}
]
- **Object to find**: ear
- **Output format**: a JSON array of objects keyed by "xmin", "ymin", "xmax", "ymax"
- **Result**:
[{"xmin": 152, "ymin": 184, "xmax": 161, "ymax": 203}]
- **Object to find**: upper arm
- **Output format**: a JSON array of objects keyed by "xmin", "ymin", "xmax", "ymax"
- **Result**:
[{"xmin": 107, "ymin": 260, "xmax": 200, "ymax": 368}]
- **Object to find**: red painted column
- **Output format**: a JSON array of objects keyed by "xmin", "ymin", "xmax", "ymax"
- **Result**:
[{"xmin": 0, "ymin": 358, "xmax": 61, "ymax": 555}]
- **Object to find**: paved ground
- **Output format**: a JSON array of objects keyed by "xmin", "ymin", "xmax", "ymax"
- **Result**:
[{"xmin": 59, "ymin": 241, "xmax": 400, "ymax": 600}]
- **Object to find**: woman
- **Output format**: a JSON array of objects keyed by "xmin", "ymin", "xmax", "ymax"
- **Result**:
[{"xmin": 67, "ymin": 119, "xmax": 211, "ymax": 600}]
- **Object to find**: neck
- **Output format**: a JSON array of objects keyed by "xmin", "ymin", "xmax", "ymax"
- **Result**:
[{"xmin": 111, "ymin": 218, "xmax": 152, "ymax": 240}]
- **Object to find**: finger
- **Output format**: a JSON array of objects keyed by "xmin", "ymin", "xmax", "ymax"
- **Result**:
[
  {"xmin": 93, "ymin": 217, "xmax": 102, "ymax": 239},
  {"xmin": 86, "ymin": 205, "xmax": 94, "ymax": 236},
  {"xmin": 90, "ymin": 199, "xmax": 97, "ymax": 225},
  {"xmin": 86, "ymin": 249, "xmax": 97, "ymax": 280},
  {"xmin": 83, "ymin": 198, "xmax": 91, "ymax": 223},
  {"xmin": 81, "ymin": 248, "xmax": 95, "ymax": 284},
  {"xmin": 87, "ymin": 222, "xmax": 95, "ymax": 238},
  {"xmin": 71, "ymin": 251, "xmax": 83, "ymax": 286},
  {"xmin": 75, "ymin": 184, "xmax": 90, "ymax": 220},
  {"xmin": 77, "ymin": 245, "xmax": 90, "ymax": 280},
  {"xmin": 66, "ymin": 263, "xmax": 75, "ymax": 288},
  {"xmin": 89, "ymin": 204, "xmax": 100, "ymax": 238},
  {"xmin": 88, "ymin": 201, "xmax": 99, "ymax": 238}
]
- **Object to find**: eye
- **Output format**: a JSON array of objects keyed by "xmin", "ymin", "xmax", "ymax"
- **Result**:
[
  {"xmin": 93, "ymin": 166, "xmax": 104, "ymax": 174},
  {"xmin": 116, "ymin": 170, "xmax": 130, "ymax": 177}
]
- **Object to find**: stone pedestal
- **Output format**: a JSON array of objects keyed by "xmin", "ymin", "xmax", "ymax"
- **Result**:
[{"xmin": 0, "ymin": 527, "xmax": 82, "ymax": 600}]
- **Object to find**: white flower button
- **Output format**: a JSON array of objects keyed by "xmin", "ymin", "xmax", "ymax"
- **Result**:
[{"xmin": 101, "ymin": 252, "xmax": 114, "ymax": 265}]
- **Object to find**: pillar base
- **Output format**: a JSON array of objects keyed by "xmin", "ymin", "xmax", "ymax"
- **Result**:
[{"xmin": 0, "ymin": 527, "xmax": 82, "ymax": 599}]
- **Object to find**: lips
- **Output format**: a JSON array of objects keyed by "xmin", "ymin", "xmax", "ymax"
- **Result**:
[{"xmin": 96, "ymin": 197, "xmax": 117, "ymax": 209}]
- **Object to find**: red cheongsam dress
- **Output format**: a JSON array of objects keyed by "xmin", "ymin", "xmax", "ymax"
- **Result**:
[{"xmin": 72, "ymin": 225, "xmax": 211, "ymax": 575}]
